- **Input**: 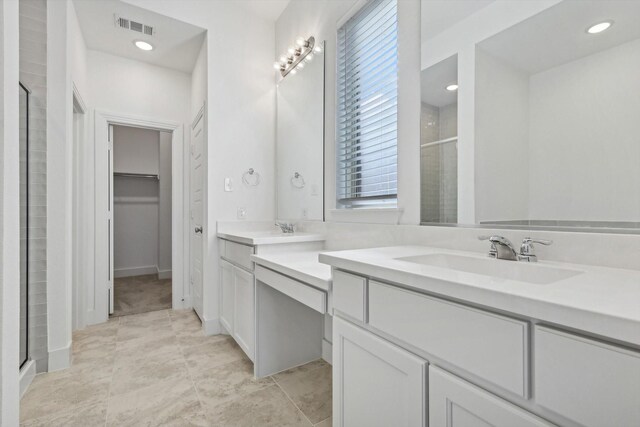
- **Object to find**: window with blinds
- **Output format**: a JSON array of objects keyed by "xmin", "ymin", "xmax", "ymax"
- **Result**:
[{"xmin": 337, "ymin": 0, "xmax": 398, "ymax": 207}]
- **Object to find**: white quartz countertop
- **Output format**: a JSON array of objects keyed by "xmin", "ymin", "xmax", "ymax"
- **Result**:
[
  {"xmin": 319, "ymin": 246, "xmax": 640, "ymax": 346},
  {"xmin": 217, "ymin": 230, "xmax": 326, "ymax": 246},
  {"xmin": 251, "ymin": 251, "xmax": 331, "ymax": 291}
]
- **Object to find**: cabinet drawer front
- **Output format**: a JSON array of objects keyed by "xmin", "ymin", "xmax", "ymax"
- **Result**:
[
  {"xmin": 332, "ymin": 270, "xmax": 367, "ymax": 322},
  {"xmin": 223, "ymin": 240, "xmax": 254, "ymax": 271},
  {"xmin": 534, "ymin": 326, "xmax": 640, "ymax": 427},
  {"xmin": 255, "ymin": 265, "xmax": 326, "ymax": 313},
  {"xmin": 369, "ymin": 281, "xmax": 529, "ymax": 397},
  {"xmin": 429, "ymin": 366, "xmax": 552, "ymax": 427}
]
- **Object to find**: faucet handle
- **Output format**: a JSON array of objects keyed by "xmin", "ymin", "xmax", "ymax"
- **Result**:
[
  {"xmin": 521, "ymin": 237, "xmax": 553, "ymax": 246},
  {"xmin": 520, "ymin": 237, "xmax": 552, "ymax": 262},
  {"xmin": 478, "ymin": 235, "xmax": 498, "ymax": 258}
]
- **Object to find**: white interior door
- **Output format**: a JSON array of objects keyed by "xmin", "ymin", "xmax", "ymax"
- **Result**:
[
  {"xmin": 108, "ymin": 124, "xmax": 114, "ymax": 314},
  {"xmin": 190, "ymin": 112, "xmax": 204, "ymax": 319}
]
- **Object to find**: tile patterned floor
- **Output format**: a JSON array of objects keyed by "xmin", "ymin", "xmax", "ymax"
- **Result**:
[
  {"xmin": 20, "ymin": 309, "xmax": 332, "ymax": 426},
  {"xmin": 112, "ymin": 274, "xmax": 172, "ymax": 317}
]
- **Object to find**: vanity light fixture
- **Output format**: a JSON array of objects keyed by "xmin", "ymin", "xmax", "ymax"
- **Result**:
[
  {"xmin": 586, "ymin": 20, "xmax": 613, "ymax": 34},
  {"xmin": 134, "ymin": 40, "xmax": 154, "ymax": 51},
  {"xmin": 273, "ymin": 35, "xmax": 317, "ymax": 78},
  {"xmin": 446, "ymin": 84, "xmax": 459, "ymax": 91}
]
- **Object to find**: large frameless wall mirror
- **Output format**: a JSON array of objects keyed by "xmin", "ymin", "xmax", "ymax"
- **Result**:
[
  {"xmin": 276, "ymin": 41, "xmax": 325, "ymax": 221},
  {"xmin": 420, "ymin": 0, "xmax": 640, "ymax": 232},
  {"xmin": 19, "ymin": 82, "xmax": 30, "ymax": 368}
]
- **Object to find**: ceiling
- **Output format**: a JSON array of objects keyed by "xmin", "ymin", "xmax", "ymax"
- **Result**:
[
  {"xmin": 234, "ymin": 0, "xmax": 291, "ymax": 22},
  {"xmin": 421, "ymin": 54, "xmax": 458, "ymax": 107},
  {"xmin": 73, "ymin": 0, "xmax": 206, "ymax": 73},
  {"xmin": 477, "ymin": 0, "xmax": 640, "ymax": 74},
  {"xmin": 421, "ymin": 0, "xmax": 495, "ymax": 42}
]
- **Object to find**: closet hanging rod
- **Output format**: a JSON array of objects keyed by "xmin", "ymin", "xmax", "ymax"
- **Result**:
[{"xmin": 113, "ymin": 172, "xmax": 159, "ymax": 180}]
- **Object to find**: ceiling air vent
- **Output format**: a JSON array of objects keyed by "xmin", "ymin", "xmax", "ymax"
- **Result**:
[{"xmin": 114, "ymin": 15, "xmax": 154, "ymax": 36}]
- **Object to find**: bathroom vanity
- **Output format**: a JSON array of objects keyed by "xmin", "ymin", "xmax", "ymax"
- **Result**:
[
  {"xmin": 320, "ymin": 246, "xmax": 640, "ymax": 427},
  {"xmin": 217, "ymin": 223, "xmax": 324, "ymax": 361}
]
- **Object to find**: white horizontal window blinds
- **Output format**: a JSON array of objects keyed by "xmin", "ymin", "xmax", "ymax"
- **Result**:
[{"xmin": 337, "ymin": 0, "xmax": 398, "ymax": 207}]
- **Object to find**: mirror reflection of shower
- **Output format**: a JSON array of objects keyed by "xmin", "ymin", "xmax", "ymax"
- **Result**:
[{"xmin": 19, "ymin": 82, "xmax": 30, "ymax": 369}]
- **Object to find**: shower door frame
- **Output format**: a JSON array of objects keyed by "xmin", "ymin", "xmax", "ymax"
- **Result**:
[{"xmin": 19, "ymin": 81, "xmax": 30, "ymax": 370}]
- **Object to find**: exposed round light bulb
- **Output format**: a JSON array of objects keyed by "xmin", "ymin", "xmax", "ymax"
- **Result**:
[
  {"xmin": 296, "ymin": 37, "xmax": 306, "ymax": 47},
  {"xmin": 280, "ymin": 55, "xmax": 287, "ymax": 63},
  {"xmin": 134, "ymin": 40, "xmax": 154, "ymax": 51},
  {"xmin": 587, "ymin": 21, "xmax": 613, "ymax": 34},
  {"xmin": 446, "ymin": 84, "xmax": 459, "ymax": 91},
  {"xmin": 305, "ymin": 53, "xmax": 314, "ymax": 62},
  {"xmin": 273, "ymin": 62, "xmax": 281, "ymax": 70},
  {"xmin": 313, "ymin": 45, "xmax": 323, "ymax": 53},
  {"xmin": 288, "ymin": 46, "xmax": 295, "ymax": 55}
]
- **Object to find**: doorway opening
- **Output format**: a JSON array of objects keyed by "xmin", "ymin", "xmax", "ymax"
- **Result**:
[{"xmin": 110, "ymin": 125, "xmax": 173, "ymax": 317}]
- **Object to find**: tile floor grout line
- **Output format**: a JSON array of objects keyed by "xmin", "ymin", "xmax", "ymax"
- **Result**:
[
  {"xmin": 273, "ymin": 377, "xmax": 316, "ymax": 426},
  {"xmin": 103, "ymin": 317, "xmax": 122, "ymax": 427},
  {"xmin": 172, "ymin": 314, "xmax": 212, "ymax": 423}
]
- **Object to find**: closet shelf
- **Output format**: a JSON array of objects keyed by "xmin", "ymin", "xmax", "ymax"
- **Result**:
[{"xmin": 114, "ymin": 172, "xmax": 159, "ymax": 180}]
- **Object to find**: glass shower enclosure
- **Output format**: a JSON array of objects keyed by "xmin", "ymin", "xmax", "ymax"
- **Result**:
[{"xmin": 19, "ymin": 82, "xmax": 30, "ymax": 369}]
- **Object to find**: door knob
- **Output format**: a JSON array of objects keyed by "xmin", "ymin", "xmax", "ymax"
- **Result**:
[{"xmin": 195, "ymin": 226, "xmax": 203, "ymax": 234}]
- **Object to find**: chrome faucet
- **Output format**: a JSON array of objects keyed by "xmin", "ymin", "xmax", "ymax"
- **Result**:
[
  {"xmin": 479, "ymin": 235, "xmax": 519, "ymax": 260},
  {"xmin": 275, "ymin": 221, "xmax": 295, "ymax": 233},
  {"xmin": 479, "ymin": 235, "xmax": 552, "ymax": 262}
]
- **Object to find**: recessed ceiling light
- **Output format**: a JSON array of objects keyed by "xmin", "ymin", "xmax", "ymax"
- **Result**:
[
  {"xmin": 134, "ymin": 40, "xmax": 154, "ymax": 51},
  {"xmin": 586, "ymin": 21, "xmax": 613, "ymax": 34},
  {"xmin": 446, "ymin": 84, "xmax": 458, "ymax": 91}
]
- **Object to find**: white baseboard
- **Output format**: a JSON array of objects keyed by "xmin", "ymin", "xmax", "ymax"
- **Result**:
[
  {"xmin": 203, "ymin": 316, "xmax": 221, "ymax": 336},
  {"xmin": 157, "ymin": 268, "xmax": 172, "ymax": 279},
  {"xmin": 322, "ymin": 338, "xmax": 333, "ymax": 365},
  {"xmin": 48, "ymin": 342, "xmax": 72, "ymax": 372},
  {"xmin": 114, "ymin": 265, "xmax": 157, "ymax": 278},
  {"xmin": 19, "ymin": 360, "xmax": 36, "ymax": 398}
]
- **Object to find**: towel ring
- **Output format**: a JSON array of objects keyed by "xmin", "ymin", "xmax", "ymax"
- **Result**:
[
  {"xmin": 290, "ymin": 172, "xmax": 305, "ymax": 189},
  {"xmin": 242, "ymin": 168, "xmax": 260, "ymax": 186}
]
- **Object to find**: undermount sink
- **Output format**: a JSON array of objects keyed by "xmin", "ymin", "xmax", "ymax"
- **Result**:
[{"xmin": 395, "ymin": 253, "xmax": 582, "ymax": 285}]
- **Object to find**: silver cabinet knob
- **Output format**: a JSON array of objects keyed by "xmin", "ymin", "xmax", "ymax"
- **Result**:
[{"xmin": 195, "ymin": 226, "xmax": 203, "ymax": 234}]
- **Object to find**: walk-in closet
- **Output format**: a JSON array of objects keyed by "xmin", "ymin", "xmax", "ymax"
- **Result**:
[{"xmin": 111, "ymin": 125, "xmax": 172, "ymax": 317}]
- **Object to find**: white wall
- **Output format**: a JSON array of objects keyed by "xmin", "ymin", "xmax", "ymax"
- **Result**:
[
  {"xmin": 528, "ymin": 38, "xmax": 640, "ymax": 222},
  {"xmin": 1, "ymin": 0, "xmax": 21, "ymax": 422},
  {"xmin": 113, "ymin": 126, "xmax": 163, "ymax": 277},
  {"xmin": 86, "ymin": 49, "xmax": 191, "ymax": 321},
  {"xmin": 87, "ymin": 50, "xmax": 191, "ymax": 123},
  {"xmin": 122, "ymin": 0, "xmax": 277, "ymax": 333},
  {"xmin": 190, "ymin": 38, "xmax": 206, "ymax": 120},
  {"xmin": 113, "ymin": 125, "xmax": 159, "ymax": 175},
  {"xmin": 158, "ymin": 131, "xmax": 172, "ymax": 277},
  {"xmin": 475, "ymin": 48, "xmax": 530, "ymax": 223},
  {"xmin": 68, "ymin": 0, "xmax": 87, "ymax": 101},
  {"xmin": 47, "ymin": 0, "xmax": 74, "ymax": 372}
]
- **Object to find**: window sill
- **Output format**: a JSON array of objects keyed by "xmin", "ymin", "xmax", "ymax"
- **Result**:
[{"xmin": 328, "ymin": 207, "xmax": 404, "ymax": 225}]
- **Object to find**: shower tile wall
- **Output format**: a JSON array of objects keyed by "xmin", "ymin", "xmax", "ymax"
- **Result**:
[
  {"xmin": 19, "ymin": 0, "xmax": 47, "ymax": 373},
  {"xmin": 420, "ymin": 102, "xmax": 458, "ymax": 223}
]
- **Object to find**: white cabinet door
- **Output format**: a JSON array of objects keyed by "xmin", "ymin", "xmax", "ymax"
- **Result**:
[
  {"xmin": 233, "ymin": 266, "xmax": 255, "ymax": 361},
  {"xmin": 219, "ymin": 259, "xmax": 234, "ymax": 334},
  {"xmin": 333, "ymin": 317, "xmax": 427, "ymax": 427},
  {"xmin": 429, "ymin": 366, "xmax": 553, "ymax": 427}
]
